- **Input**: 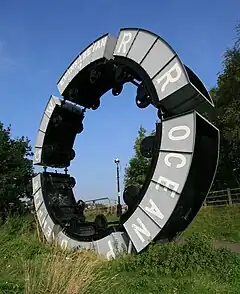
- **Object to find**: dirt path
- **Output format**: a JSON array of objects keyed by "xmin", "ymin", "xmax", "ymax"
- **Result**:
[
  {"xmin": 176, "ymin": 238, "xmax": 240, "ymax": 253},
  {"xmin": 213, "ymin": 240, "xmax": 240, "ymax": 253}
]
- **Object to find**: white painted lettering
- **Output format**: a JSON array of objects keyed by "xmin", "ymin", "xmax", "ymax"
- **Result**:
[
  {"xmin": 34, "ymin": 149, "xmax": 41, "ymax": 161},
  {"xmin": 38, "ymin": 209, "xmax": 43, "ymax": 219},
  {"xmin": 59, "ymin": 36, "xmax": 108, "ymax": 88},
  {"xmin": 46, "ymin": 100, "xmax": 54, "ymax": 116},
  {"xmin": 157, "ymin": 62, "xmax": 182, "ymax": 92},
  {"xmin": 34, "ymin": 190, "xmax": 40, "ymax": 200},
  {"xmin": 45, "ymin": 226, "xmax": 52, "ymax": 239},
  {"xmin": 66, "ymin": 69, "xmax": 71, "ymax": 79},
  {"xmin": 168, "ymin": 125, "xmax": 191, "ymax": 141},
  {"xmin": 101, "ymin": 36, "xmax": 107, "ymax": 47},
  {"xmin": 145, "ymin": 199, "xmax": 164, "ymax": 220},
  {"xmin": 93, "ymin": 41, "xmax": 99, "ymax": 52},
  {"xmin": 164, "ymin": 153, "xmax": 186, "ymax": 169},
  {"xmin": 95, "ymin": 40, "xmax": 101, "ymax": 51},
  {"xmin": 61, "ymin": 239, "xmax": 68, "ymax": 249},
  {"xmin": 76, "ymin": 59, "xmax": 82, "ymax": 71},
  {"xmin": 106, "ymin": 240, "xmax": 116, "ymax": 260},
  {"xmin": 34, "ymin": 191, "xmax": 42, "ymax": 210},
  {"xmin": 38, "ymin": 209, "xmax": 44, "ymax": 224},
  {"xmin": 82, "ymin": 50, "xmax": 87, "ymax": 61},
  {"xmin": 86, "ymin": 46, "xmax": 92, "ymax": 57},
  {"xmin": 132, "ymin": 218, "xmax": 151, "ymax": 243},
  {"xmin": 42, "ymin": 219, "xmax": 47, "ymax": 230},
  {"xmin": 33, "ymin": 177, "xmax": 40, "ymax": 192},
  {"xmin": 117, "ymin": 32, "xmax": 132, "ymax": 54},
  {"xmin": 155, "ymin": 176, "xmax": 179, "ymax": 198}
]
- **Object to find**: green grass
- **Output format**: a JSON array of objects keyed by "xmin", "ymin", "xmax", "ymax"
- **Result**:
[
  {"xmin": 0, "ymin": 206, "xmax": 239, "ymax": 293},
  {"xmin": 183, "ymin": 205, "xmax": 240, "ymax": 242},
  {"xmin": 102, "ymin": 233, "xmax": 240, "ymax": 293},
  {"xmin": 85, "ymin": 212, "xmax": 118, "ymax": 222},
  {"xmin": 86, "ymin": 205, "xmax": 240, "ymax": 242},
  {"xmin": 0, "ymin": 214, "xmax": 51, "ymax": 293}
]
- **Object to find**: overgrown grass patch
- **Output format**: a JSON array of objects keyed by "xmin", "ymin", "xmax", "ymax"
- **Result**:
[
  {"xmin": 101, "ymin": 232, "xmax": 240, "ymax": 293},
  {"xmin": 0, "ymin": 206, "xmax": 239, "ymax": 293}
]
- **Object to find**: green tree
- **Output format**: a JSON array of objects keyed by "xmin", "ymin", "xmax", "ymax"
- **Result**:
[
  {"xmin": 0, "ymin": 122, "xmax": 34, "ymax": 221},
  {"xmin": 124, "ymin": 126, "xmax": 152, "ymax": 187},
  {"xmin": 208, "ymin": 24, "xmax": 240, "ymax": 189}
]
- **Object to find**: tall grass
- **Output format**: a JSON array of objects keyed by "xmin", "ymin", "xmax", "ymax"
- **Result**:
[
  {"xmin": 24, "ymin": 246, "xmax": 117, "ymax": 294},
  {"xmin": 0, "ymin": 206, "xmax": 240, "ymax": 293}
]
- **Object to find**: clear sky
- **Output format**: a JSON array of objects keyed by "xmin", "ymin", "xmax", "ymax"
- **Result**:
[{"xmin": 0, "ymin": 0, "xmax": 239, "ymax": 202}]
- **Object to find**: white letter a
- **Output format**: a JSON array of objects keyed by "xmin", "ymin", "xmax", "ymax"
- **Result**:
[{"xmin": 145, "ymin": 199, "xmax": 164, "ymax": 220}]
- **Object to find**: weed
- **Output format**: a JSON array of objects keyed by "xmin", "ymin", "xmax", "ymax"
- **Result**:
[{"xmin": 0, "ymin": 207, "xmax": 239, "ymax": 293}]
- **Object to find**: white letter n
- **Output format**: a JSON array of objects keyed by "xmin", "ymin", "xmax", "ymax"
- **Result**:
[{"xmin": 132, "ymin": 218, "xmax": 151, "ymax": 243}]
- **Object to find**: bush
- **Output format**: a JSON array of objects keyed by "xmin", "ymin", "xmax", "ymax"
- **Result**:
[
  {"xmin": 0, "ymin": 210, "xmax": 240, "ymax": 293},
  {"xmin": 103, "ymin": 232, "xmax": 240, "ymax": 293}
]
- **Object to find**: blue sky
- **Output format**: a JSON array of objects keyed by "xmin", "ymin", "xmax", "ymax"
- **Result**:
[{"xmin": 0, "ymin": 0, "xmax": 239, "ymax": 202}]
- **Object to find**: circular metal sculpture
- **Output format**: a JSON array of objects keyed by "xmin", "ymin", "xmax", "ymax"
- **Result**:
[{"xmin": 32, "ymin": 28, "xmax": 220, "ymax": 259}]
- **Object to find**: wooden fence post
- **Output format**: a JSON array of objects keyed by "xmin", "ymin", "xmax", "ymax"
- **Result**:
[{"xmin": 227, "ymin": 188, "xmax": 232, "ymax": 205}]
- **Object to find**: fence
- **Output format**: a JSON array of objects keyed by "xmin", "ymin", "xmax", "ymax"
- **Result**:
[
  {"xmin": 26, "ymin": 188, "xmax": 240, "ymax": 215},
  {"xmin": 204, "ymin": 187, "xmax": 240, "ymax": 207}
]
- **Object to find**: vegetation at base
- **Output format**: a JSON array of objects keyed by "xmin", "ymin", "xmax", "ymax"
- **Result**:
[
  {"xmin": 24, "ymin": 247, "xmax": 115, "ymax": 294},
  {"xmin": 103, "ymin": 233, "xmax": 240, "ymax": 294},
  {"xmin": 0, "ymin": 206, "xmax": 239, "ymax": 293},
  {"xmin": 0, "ymin": 214, "xmax": 117, "ymax": 294}
]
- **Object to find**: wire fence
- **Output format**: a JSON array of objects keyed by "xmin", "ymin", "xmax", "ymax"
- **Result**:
[
  {"xmin": 91, "ymin": 187, "xmax": 240, "ymax": 215},
  {"xmin": 204, "ymin": 187, "xmax": 240, "ymax": 207},
  {"xmin": 26, "ymin": 188, "xmax": 240, "ymax": 216}
]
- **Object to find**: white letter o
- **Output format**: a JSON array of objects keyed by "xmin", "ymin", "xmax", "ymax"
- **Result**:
[{"xmin": 168, "ymin": 125, "xmax": 190, "ymax": 141}]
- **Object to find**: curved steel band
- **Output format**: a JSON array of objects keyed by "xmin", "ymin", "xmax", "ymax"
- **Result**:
[{"xmin": 33, "ymin": 28, "xmax": 219, "ymax": 258}]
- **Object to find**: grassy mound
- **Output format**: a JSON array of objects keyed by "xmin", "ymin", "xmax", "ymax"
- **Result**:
[
  {"xmin": 183, "ymin": 205, "xmax": 240, "ymax": 242},
  {"xmin": 0, "ymin": 206, "xmax": 239, "ymax": 293},
  {"xmin": 103, "ymin": 233, "xmax": 240, "ymax": 293}
]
